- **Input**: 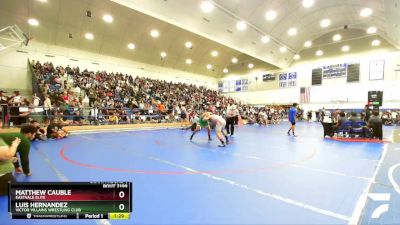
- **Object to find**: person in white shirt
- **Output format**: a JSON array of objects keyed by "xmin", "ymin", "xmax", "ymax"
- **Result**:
[
  {"xmin": 43, "ymin": 95, "xmax": 52, "ymax": 114},
  {"xmin": 203, "ymin": 112, "xmax": 229, "ymax": 147},
  {"xmin": 225, "ymin": 100, "xmax": 237, "ymax": 136},
  {"xmin": 139, "ymin": 101, "xmax": 145, "ymax": 110},
  {"xmin": 73, "ymin": 85, "xmax": 81, "ymax": 97},
  {"xmin": 9, "ymin": 91, "xmax": 21, "ymax": 105},
  {"xmin": 32, "ymin": 95, "xmax": 40, "ymax": 107}
]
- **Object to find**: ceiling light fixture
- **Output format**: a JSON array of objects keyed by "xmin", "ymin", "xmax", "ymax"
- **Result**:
[
  {"xmin": 85, "ymin": 32, "xmax": 94, "ymax": 40},
  {"xmin": 316, "ymin": 50, "xmax": 323, "ymax": 56},
  {"xmin": 265, "ymin": 10, "xmax": 277, "ymax": 21},
  {"xmin": 288, "ymin": 28, "xmax": 297, "ymax": 36},
  {"xmin": 231, "ymin": 57, "xmax": 238, "ymax": 63},
  {"xmin": 293, "ymin": 54, "xmax": 300, "ymax": 60},
  {"xmin": 211, "ymin": 50, "xmax": 218, "ymax": 57},
  {"xmin": 150, "ymin": 30, "xmax": 160, "ymax": 38},
  {"xmin": 279, "ymin": 46, "xmax": 287, "ymax": 53},
  {"xmin": 28, "ymin": 18, "xmax": 39, "ymax": 26},
  {"xmin": 360, "ymin": 8, "xmax": 373, "ymax": 17},
  {"xmin": 302, "ymin": 0, "xmax": 315, "ymax": 8},
  {"xmin": 367, "ymin": 26, "xmax": 377, "ymax": 34},
  {"xmin": 102, "ymin": 14, "xmax": 113, "ymax": 23},
  {"xmin": 248, "ymin": 63, "xmax": 254, "ymax": 69},
  {"xmin": 206, "ymin": 64, "xmax": 212, "ymax": 69},
  {"xmin": 127, "ymin": 43, "xmax": 135, "ymax": 49},
  {"xmin": 304, "ymin": 41, "xmax": 312, "ymax": 48},
  {"xmin": 320, "ymin": 18, "xmax": 331, "ymax": 28},
  {"xmin": 186, "ymin": 59, "xmax": 192, "ymax": 64},
  {"xmin": 236, "ymin": 21, "xmax": 247, "ymax": 31},
  {"xmin": 371, "ymin": 39, "xmax": 381, "ymax": 46},
  {"xmin": 200, "ymin": 1, "xmax": 214, "ymax": 13},
  {"xmin": 185, "ymin": 41, "xmax": 193, "ymax": 49},
  {"xmin": 341, "ymin": 45, "xmax": 350, "ymax": 52},
  {"xmin": 160, "ymin": 52, "xmax": 167, "ymax": 58},
  {"xmin": 261, "ymin": 36, "xmax": 270, "ymax": 43},
  {"xmin": 223, "ymin": 68, "xmax": 229, "ymax": 73},
  {"xmin": 332, "ymin": 34, "xmax": 342, "ymax": 41}
]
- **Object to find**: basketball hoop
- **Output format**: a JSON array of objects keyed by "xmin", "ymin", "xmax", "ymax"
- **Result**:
[{"xmin": 0, "ymin": 24, "xmax": 29, "ymax": 52}]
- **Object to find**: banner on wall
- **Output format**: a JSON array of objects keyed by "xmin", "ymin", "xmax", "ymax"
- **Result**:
[
  {"xmin": 369, "ymin": 60, "xmax": 385, "ymax": 80},
  {"xmin": 288, "ymin": 72, "xmax": 297, "ymax": 87},
  {"xmin": 263, "ymin": 74, "xmax": 275, "ymax": 81},
  {"xmin": 219, "ymin": 79, "xmax": 249, "ymax": 93},
  {"xmin": 279, "ymin": 72, "xmax": 297, "ymax": 88},
  {"xmin": 235, "ymin": 80, "xmax": 242, "ymax": 92},
  {"xmin": 223, "ymin": 81, "xmax": 229, "ymax": 93},
  {"xmin": 218, "ymin": 82, "xmax": 223, "ymax": 93},
  {"xmin": 242, "ymin": 79, "xmax": 249, "ymax": 91},
  {"xmin": 322, "ymin": 64, "xmax": 347, "ymax": 78},
  {"xmin": 279, "ymin": 73, "xmax": 287, "ymax": 88}
]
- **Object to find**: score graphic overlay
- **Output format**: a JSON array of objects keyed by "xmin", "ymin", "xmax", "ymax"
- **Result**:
[{"xmin": 8, "ymin": 182, "xmax": 132, "ymax": 220}]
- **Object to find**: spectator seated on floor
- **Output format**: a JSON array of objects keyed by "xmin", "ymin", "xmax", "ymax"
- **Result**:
[
  {"xmin": 92, "ymin": 110, "xmax": 106, "ymax": 125},
  {"xmin": 333, "ymin": 112, "xmax": 352, "ymax": 137},
  {"xmin": 381, "ymin": 111, "xmax": 393, "ymax": 126},
  {"xmin": 346, "ymin": 112, "xmax": 370, "ymax": 138},
  {"xmin": 271, "ymin": 113, "xmax": 279, "ymax": 125},
  {"xmin": 349, "ymin": 112, "xmax": 361, "ymax": 123},
  {"xmin": 245, "ymin": 113, "xmax": 256, "ymax": 125},
  {"xmin": 30, "ymin": 120, "xmax": 47, "ymax": 141},
  {"xmin": 72, "ymin": 111, "xmax": 85, "ymax": 125},
  {"xmin": 108, "ymin": 112, "xmax": 119, "ymax": 124},
  {"xmin": 46, "ymin": 119, "xmax": 69, "ymax": 139},
  {"xmin": 257, "ymin": 111, "xmax": 267, "ymax": 125}
]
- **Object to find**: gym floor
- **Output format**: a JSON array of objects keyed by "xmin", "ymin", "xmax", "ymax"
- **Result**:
[{"xmin": 0, "ymin": 122, "xmax": 398, "ymax": 225}]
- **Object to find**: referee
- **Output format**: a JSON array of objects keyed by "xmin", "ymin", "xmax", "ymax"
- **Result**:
[{"xmin": 225, "ymin": 100, "xmax": 238, "ymax": 136}]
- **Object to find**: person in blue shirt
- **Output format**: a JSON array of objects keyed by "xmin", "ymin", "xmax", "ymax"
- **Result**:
[{"xmin": 287, "ymin": 103, "xmax": 298, "ymax": 136}]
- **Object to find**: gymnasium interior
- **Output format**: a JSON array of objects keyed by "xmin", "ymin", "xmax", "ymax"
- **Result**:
[{"xmin": 0, "ymin": 0, "xmax": 400, "ymax": 224}]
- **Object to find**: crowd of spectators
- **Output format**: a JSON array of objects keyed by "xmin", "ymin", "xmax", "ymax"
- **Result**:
[
  {"xmin": 314, "ymin": 108, "xmax": 400, "ymax": 126},
  {"xmin": 30, "ymin": 60, "xmax": 257, "ymax": 123},
  {"xmin": 317, "ymin": 108, "xmax": 400, "ymax": 139},
  {"xmin": 240, "ymin": 105, "xmax": 291, "ymax": 125},
  {"xmin": 29, "ymin": 61, "xmax": 296, "ymax": 128}
]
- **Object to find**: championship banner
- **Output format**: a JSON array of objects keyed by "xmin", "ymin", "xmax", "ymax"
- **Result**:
[
  {"xmin": 223, "ymin": 81, "xmax": 229, "ymax": 93},
  {"xmin": 242, "ymin": 79, "xmax": 249, "ymax": 91},
  {"xmin": 279, "ymin": 73, "xmax": 287, "ymax": 88},
  {"xmin": 218, "ymin": 82, "xmax": 223, "ymax": 93},
  {"xmin": 235, "ymin": 80, "xmax": 242, "ymax": 92},
  {"xmin": 288, "ymin": 72, "xmax": 297, "ymax": 87}
]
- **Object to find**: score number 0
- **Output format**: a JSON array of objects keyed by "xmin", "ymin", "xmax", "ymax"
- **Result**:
[{"xmin": 118, "ymin": 191, "xmax": 126, "ymax": 211}]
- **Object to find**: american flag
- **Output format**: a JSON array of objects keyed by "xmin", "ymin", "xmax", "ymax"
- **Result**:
[{"xmin": 300, "ymin": 87, "xmax": 310, "ymax": 103}]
